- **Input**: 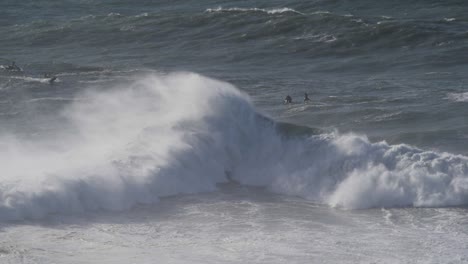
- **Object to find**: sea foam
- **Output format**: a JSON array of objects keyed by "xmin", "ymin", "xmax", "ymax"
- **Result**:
[
  {"xmin": 447, "ymin": 92, "xmax": 468, "ymax": 102},
  {"xmin": 1, "ymin": 73, "xmax": 467, "ymax": 221},
  {"xmin": 205, "ymin": 7, "xmax": 303, "ymax": 15}
]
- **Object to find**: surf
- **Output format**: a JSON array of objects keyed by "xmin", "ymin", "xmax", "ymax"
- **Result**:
[{"xmin": 0, "ymin": 72, "xmax": 467, "ymax": 221}]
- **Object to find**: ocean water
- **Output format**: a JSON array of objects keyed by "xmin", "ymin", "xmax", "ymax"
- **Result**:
[{"xmin": 1, "ymin": 0, "xmax": 468, "ymax": 263}]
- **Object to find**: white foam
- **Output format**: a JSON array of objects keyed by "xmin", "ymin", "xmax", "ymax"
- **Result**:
[
  {"xmin": 107, "ymin": 12, "xmax": 121, "ymax": 17},
  {"xmin": 26, "ymin": 97, "xmax": 77, "ymax": 103},
  {"xmin": 206, "ymin": 7, "xmax": 303, "ymax": 15},
  {"xmin": 294, "ymin": 33, "xmax": 337, "ymax": 43},
  {"xmin": 447, "ymin": 92, "xmax": 468, "ymax": 102},
  {"xmin": 135, "ymin": 12, "xmax": 149, "ymax": 18},
  {"xmin": 311, "ymin": 11, "xmax": 331, "ymax": 15},
  {"xmin": 0, "ymin": 73, "xmax": 253, "ymax": 220},
  {"xmin": 1, "ymin": 73, "xmax": 468, "ymax": 221},
  {"xmin": 10, "ymin": 76, "xmax": 58, "ymax": 84}
]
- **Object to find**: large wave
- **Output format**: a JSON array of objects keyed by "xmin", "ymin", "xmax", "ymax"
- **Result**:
[{"xmin": 1, "ymin": 73, "xmax": 467, "ymax": 221}]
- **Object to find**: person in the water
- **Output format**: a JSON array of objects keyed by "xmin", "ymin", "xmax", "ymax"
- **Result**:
[
  {"xmin": 284, "ymin": 95, "xmax": 292, "ymax": 104},
  {"xmin": 44, "ymin": 73, "xmax": 57, "ymax": 84},
  {"xmin": 304, "ymin": 92, "xmax": 310, "ymax": 102},
  {"xmin": 5, "ymin": 61, "xmax": 21, "ymax": 71},
  {"xmin": 48, "ymin": 76, "xmax": 57, "ymax": 84}
]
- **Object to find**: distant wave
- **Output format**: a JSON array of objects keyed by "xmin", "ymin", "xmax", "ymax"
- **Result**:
[
  {"xmin": 0, "ymin": 73, "xmax": 467, "ymax": 221},
  {"xmin": 4, "ymin": 5, "xmax": 464, "ymax": 57},
  {"xmin": 294, "ymin": 33, "xmax": 337, "ymax": 43},
  {"xmin": 206, "ymin": 7, "xmax": 303, "ymax": 15},
  {"xmin": 447, "ymin": 92, "xmax": 468, "ymax": 102},
  {"xmin": 135, "ymin": 12, "xmax": 149, "ymax": 18},
  {"xmin": 107, "ymin": 12, "xmax": 122, "ymax": 17},
  {"xmin": 9, "ymin": 76, "xmax": 59, "ymax": 84},
  {"xmin": 26, "ymin": 97, "xmax": 76, "ymax": 103}
]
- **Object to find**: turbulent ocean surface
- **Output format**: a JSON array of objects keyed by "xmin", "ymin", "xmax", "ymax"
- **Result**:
[{"xmin": 1, "ymin": 0, "xmax": 468, "ymax": 263}]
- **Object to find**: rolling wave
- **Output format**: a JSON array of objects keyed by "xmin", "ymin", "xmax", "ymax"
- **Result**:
[
  {"xmin": 3, "ymin": 6, "xmax": 466, "ymax": 55},
  {"xmin": 205, "ymin": 7, "xmax": 303, "ymax": 15},
  {"xmin": 447, "ymin": 92, "xmax": 468, "ymax": 102},
  {"xmin": 0, "ymin": 73, "xmax": 467, "ymax": 221}
]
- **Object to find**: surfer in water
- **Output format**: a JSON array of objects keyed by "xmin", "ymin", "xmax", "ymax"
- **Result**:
[
  {"xmin": 5, "ymin": 61, "xmax": 21, "ymax": 72},
  {"xmin": 44, "ymin": 73, "xmax": 57, "ymax": 84},
  {"xmin": 284, "ymin": 95, "xmax": 292, "ymax": 104},
  {"xmin": 304, "ymin": 92, "xmax": 310, "ymax": 102}
]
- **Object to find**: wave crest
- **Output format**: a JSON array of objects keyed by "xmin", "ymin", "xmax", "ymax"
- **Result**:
[
  {"xmin": 1, "ymin": 73, "xmax": 468, "ymax": 221},
  {"xmin": 447, "ymin": 92, "xmax": 468, "ymax": 102},
  {"xmin": 206, "ymin": 7, "xmax": 303, "ymax": 15}
]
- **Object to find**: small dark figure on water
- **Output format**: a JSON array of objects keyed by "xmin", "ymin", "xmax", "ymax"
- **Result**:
[
  {"xmin": 6, "ymin": 61, "xmax": 21, "ymax": 71},
  {"xmin": 44, "ymin": 73, "xmax": 57, "ymax": 84},
  {"xmin": 304, "ymin": 92, "xmax": 310, "ymax": 102},
  {"xmin": 284, "ymin": 95, "xmax": 292, "ymax": 104}
]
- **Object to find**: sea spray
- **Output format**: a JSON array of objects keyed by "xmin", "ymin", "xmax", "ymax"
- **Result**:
[
  {"xmin": 0, "ymin": 73, "xmax": 257, "ymax": 220},
  {"xmin": 1, "ymin": 73, "xmax": 468, "ymax": 221}
]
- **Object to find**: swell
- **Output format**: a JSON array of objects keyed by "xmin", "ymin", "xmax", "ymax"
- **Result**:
[
  {"xmin": 2, "ymin": 7, "xmax": 466, "ymax": 56},
  {"xmin": 0, "ymin": 73, "xmax": 467, "ymax": 221}
]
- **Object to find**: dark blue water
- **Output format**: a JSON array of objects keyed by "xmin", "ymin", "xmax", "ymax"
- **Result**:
[{"xmin": 2, "ymin": 0, "xmax": 467, "ymax": 155}]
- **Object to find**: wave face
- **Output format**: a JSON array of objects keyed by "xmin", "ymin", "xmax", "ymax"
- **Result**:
[
  {"xmin": 1, "ymin": 73, "xmax": 468, "ymax": 221},
  {"xmin": 2, "ymin": 0, "xmax": 467, "ymax": 74}
]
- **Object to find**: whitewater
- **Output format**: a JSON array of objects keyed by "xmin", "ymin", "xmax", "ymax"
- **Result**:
[
  {"xmin": 1, "ymin": 73, "xmax": 467, "ymax": 222},
  {"xmin": 2, "ymin": 0, "xmax": 468, "ymax": 262},
  {"xmin": 1, "ymin": 73, "xmax": 468, "ymax": 263}
]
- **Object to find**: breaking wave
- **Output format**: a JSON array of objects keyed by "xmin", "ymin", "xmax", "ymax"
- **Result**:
[
  {"xmin": 1, "ymin": 73, "xmax": 467, "ymax": 221},
  {"xmin": 447, "ymin": 92, "xmax": 468, "ymax": 102},
  {"xmin": 205, "ymin": 7, "xmax": 303, "ymax": 15}
]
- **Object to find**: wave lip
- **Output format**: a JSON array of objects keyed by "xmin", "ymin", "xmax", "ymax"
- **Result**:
[
  {"xmin": 447, "ymin": 92, "xmax": 468, "ymax": 102},
  {"xmin": 1, "ymin": 73, "xmax": 468, "ymax": 221},
  {"xmin": 205, "ymin": 7, "xmax": 303, "ymax": 15},
  {"xmin": 0, "ymin": 73, "xmax": 256, "ymax": 221}
]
